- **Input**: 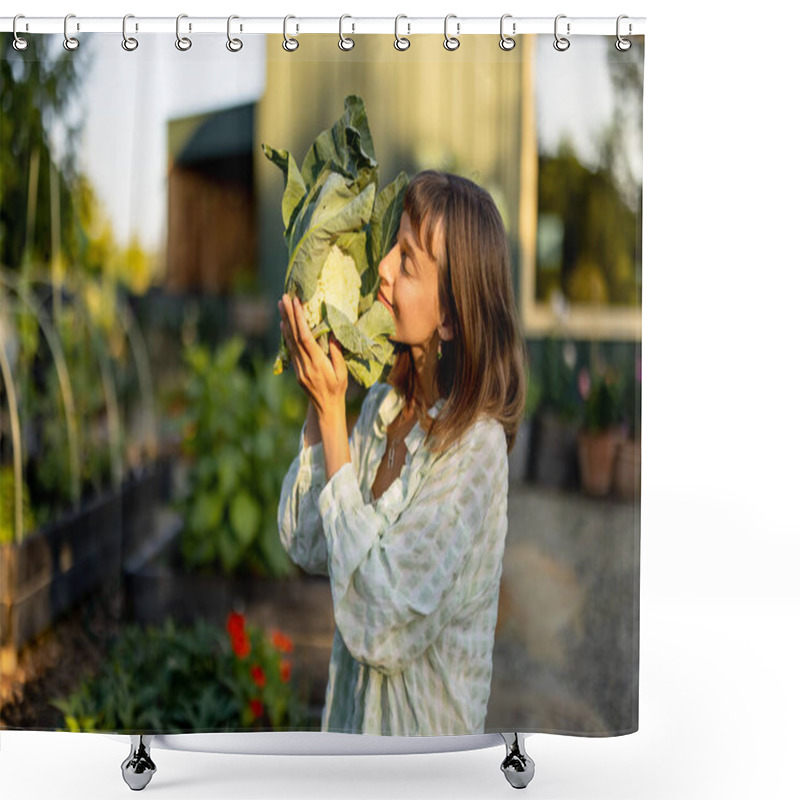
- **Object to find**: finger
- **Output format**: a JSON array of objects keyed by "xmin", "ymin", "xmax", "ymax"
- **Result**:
[
  {"xmin": 292, "ymin": 296, "xmax": 321, "ymax": 363},
  {"xmin": 283, "ymin": 294, "xmax": 303, "ymax": 355},
  {"xmin": 281, "ymin": 295, "xmax": 304, "ymax": 358},
  {"xmin": 329, "ymin": 336, "xmax": 348, "ymax": 383}
]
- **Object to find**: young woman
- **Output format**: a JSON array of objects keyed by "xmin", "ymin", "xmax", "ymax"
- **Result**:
[{"xmin": 277, "ymin": 170, "xmax": 526, "ymax": 736}]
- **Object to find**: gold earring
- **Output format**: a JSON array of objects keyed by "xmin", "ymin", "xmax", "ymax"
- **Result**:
[{"xmin": 437, "ymin": 339, "xmax": 443, "ymax": 360}]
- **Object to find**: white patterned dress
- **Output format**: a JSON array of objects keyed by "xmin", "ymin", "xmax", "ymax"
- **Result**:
[{"xmin": 278, "ymin": 381, "xmax": 509, "ymax": 736}]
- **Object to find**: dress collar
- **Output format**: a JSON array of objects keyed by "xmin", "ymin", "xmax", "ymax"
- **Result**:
[{"xmin": 375, "ymin": 384, "xmax": 445, "ymax": 457}]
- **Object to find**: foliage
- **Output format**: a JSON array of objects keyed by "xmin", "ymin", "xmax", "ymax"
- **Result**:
[
  {"xmin": 177, "ymin": 337, "xmax": 305, "ymax": 576},
  {"xmin": 52, "ymin": 616, "xmax": 307, "ymax": 733},
  {"xmin": 536, "ymin": 336, "xmax": 582, "ymax": 423},
  {"xmin": 578, "ymin": 365, "xmax": 626, "ymax": 433},
  {"xmin": 537, "ymin": 146, "xmax": 641, "ymax": 309},
  {"xmin": 264, "ymin": 95, "xmax": 405, "ymax": 387},
  {"xmin": 0, "ymin": 34, "xmax": 87, "ymax": 270},
  {"xmin": 224, "ymin": 612, "xmax": 303, "ymax": 730}
]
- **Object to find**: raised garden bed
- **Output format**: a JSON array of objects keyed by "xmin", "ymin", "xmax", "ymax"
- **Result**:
[{"xmin": 1, "ymin": 459, "xmax": 169, "ymax": 661}]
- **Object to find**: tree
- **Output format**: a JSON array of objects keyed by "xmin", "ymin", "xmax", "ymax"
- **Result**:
[{"xmin": 0, "ymin": 33, "xmax": 88, "ymax": 271}]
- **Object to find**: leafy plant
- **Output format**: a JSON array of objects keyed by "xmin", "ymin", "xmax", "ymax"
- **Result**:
[
  {"xmin": 264, "ymin": 94, "xmax": 406, "ymax": 387},
  {"xmin": 536, "ymin": 335, "xmax": 582, "ymax": 423},
  {"xmin": 224, "ymin": 612, "xmax": 302, "ymax": 730},
  {"xmin": 177, "ymin": 337, "xmax": 304, "ymax": 576},
  {"xmin": 53, "ymin": 616, "xmax": 307, "ymax": 733},
  {"xmin": 578, "ymin": 365, "xmax": 625, "ymax": 433}
]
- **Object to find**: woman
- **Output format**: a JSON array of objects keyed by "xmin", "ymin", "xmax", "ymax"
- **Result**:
[{"xmin": 277, "ymin": 170, "xmax": 526, "ymax": 736}]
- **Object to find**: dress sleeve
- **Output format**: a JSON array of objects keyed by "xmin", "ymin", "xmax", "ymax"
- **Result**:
[
  {"xmin": 277, "ymin": 384, "xmax": 384, "ymax": 576},
  {"xmin": 317, "ymin": 418, "xmax": 507, "ymax": 676}
]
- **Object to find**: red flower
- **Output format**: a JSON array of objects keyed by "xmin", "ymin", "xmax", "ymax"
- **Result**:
[
  {"xmin": 249, "ymin": 699, "xmax": 264, "ymax": 718},
  {"xmin": 227, "ymin": 612, "xmax": 250, "ymax": 658},
  {"xmin": 251, "ymin": 665, "xmax": 266, "ymax": 688},
  {"xmin": 280, "ymin": 659, "xmax": 292, "ymax": 684},
  {"xmin": 227, "ymin": 611, "xmax": 246, "ymax": 639},
  {"xmin": 271, "ymin": 630, "xmax": 294, "ymax": 654},
  {"xmin": 232, "ymin": 631, "xmax": 251, "ymax": 659}
]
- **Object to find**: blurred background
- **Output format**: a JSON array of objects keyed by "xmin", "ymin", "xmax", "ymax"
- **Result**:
[{"xmin": 1, "ymin": 31, "xmax": 642, "ymax": 736}]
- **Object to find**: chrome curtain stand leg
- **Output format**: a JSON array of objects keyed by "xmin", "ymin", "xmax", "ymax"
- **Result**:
[
  {"xmin": 121, "ymin": 734, "xmax": 157, "ymax": 791},
  {"xmin": 500, "ymin": 732, "xmax": 535, "ymax": 789}
]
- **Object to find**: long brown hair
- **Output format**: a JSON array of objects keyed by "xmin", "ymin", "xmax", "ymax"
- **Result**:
[{"xmin": 386, "ymin": 170, "xmax": 527, "ymax": 454}]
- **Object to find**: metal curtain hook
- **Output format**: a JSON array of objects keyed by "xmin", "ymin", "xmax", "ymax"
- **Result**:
[
  {"xmin": 12, "ymin": 15, "xmax": 28, "ymax": 51},
  {"xmin": 499, "ymin": 14, "xmax": 516, "ymax": 51},
  {"xmin": 122, "ymin": 14, "xmax": 139, "ymax": 51},
  {"xmin": 283, "ymin": 15, "xmax": 299, "ymax": 51},
  {"xmin": 339, "ymin": 14, "xmax": 354, "ymax": 51},
  {"xmin": 63, "ymin": 13, "xmax": 79, "ymax": 51},
  {"xmin": 443, "ymin": 14, "xmax": 460, "ymax": 51},
  {"xmin": 227, "ymin": 15, "xmax": 243, "ymax": 52},
  {"xmin": 616, "ymin": 14, "xmax": 632, "ymax": 51},
  {"xmin": 554, "ymin": 14, "xmax": 570, "ymax": 51},
  {"xmin": 394, "ymin": 14, "xmax": 410, "ymax": 51},
  {"xmin": 176, "ymin": 13, "xmax": 192, "ymax": 51}
]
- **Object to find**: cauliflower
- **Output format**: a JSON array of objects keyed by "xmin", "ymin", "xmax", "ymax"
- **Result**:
[
  {"xmin": 301, "ymin": 245, "xmax": 361, "ymax": 329},
  {"xmin": 265, "ymin": 95, "xmax": 405, "ymax": 386}
]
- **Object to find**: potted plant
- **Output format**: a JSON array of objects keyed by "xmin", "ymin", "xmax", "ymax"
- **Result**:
[{"xmin": 576, "ymin": 364, "xmax": 626, "ymax": 497}]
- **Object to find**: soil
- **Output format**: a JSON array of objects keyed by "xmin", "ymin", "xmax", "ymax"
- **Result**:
[{"xmin": 0, "ymin": 580, "xmax": 122, "ymax": 730}]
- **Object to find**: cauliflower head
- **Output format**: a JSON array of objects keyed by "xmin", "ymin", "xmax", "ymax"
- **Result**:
[{"xmin": 301, "ymin": 244, "xmax": 361, "ymax": 330}]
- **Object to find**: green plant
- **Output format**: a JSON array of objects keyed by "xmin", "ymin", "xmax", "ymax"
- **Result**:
[
  {"xmin": 578, "ymin": 365, "xmax": 625, "ymax": 433},
  {"xmin": 225, "ymin": 612, "xmax": 302, "ymax": 729},
  {"xmin": 177, "ymin": 337, "xmax": 305, "ymax": 576},
  {"xmin": 52, "ymin": 616, "xmax": 307, "ymax": 733},
  {"xmin": 536, "ymin": 336, "xmax": 581, "ymax": 422}
]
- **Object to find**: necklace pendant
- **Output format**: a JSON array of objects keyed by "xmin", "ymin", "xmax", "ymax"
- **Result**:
[{"xmin": 388, "ymin": 442, "xmax": 395, "ymax": 470}]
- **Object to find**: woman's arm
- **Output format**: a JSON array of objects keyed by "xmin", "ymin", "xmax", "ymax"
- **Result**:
[
  {"xmin": 277, "ymin": 404, "xmax": 330, "ymax": 575},
  {"xmin": 318, "ymin": 419, "xmax": 508, "ymax": 676},
  {"xmin": 278, "ymin": 385, "xmax": 384, "ymax": 575}
]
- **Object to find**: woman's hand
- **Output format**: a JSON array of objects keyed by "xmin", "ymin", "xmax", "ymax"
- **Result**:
[{"xmin": 278, "ymin": 294, "xmax": 348, "ymax": 426}]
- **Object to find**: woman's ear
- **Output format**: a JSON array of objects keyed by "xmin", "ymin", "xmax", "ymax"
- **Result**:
[{"xmin": 438, "ymin": 322, "xmax": 454, "ymax": 342}]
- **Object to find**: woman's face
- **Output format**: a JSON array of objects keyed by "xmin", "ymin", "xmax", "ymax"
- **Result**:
[{"xmin": 377, "ymin": 211, "xmax": 450, "ymax": 348}]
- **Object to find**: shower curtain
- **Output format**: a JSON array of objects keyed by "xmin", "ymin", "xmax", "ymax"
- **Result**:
[{"xmin": 1, "ymin": 23, "xmax": 643, "ymax": 742}]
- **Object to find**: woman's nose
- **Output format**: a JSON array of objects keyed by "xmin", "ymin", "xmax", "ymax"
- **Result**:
[{"xmin": 378, "ymin": 245, "xmax": 396, "ymax": 286}]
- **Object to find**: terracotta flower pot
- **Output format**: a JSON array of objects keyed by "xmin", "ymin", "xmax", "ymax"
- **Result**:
[
  {"xmin": 613, "ymin": 438, "xmax": 641, "ymax": 499},
  {"xmin": 577, "ymin": 427, "xmax": 624, "ymax": 497}
]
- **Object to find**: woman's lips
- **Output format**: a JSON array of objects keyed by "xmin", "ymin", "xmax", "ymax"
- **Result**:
[{"xmin": 378, "ymin": 290, "xmax": 393, "ymax": 313}]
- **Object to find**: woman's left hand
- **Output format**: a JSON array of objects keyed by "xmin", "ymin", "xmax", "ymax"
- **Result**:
[{"xmin": 279, "ymin": 294, "xmax": 348, "ymax": 423}]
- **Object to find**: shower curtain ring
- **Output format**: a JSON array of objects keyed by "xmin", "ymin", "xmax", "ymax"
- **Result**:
[
  {"xmin": 339, "ymin": 15, "xmax": 355, "ymax": 51},
  {"xmin": 283, "ymin": 15, "xmax": 299, "ymax": 51},
  {"xmin": 394, "ymin": 15, "xmax": 410, "ymax": 51},
  {"xmin": 226, "ymin": 15, "xmax": 243, "ymax": 52},
  {"xmin": 499, "ymin": 14, "xmax": 516, "ymax": 51},
  {"xmin": 175, "ymin": 14, "xmax": 192, "ymax": 51},
  {"xmin": 553, "ymin": 14, "xmax": 570, "ymax": 51},
  {"xmin": 63, "ymin": 14, "xmax": 80, "ymax": 51},
  {"xmin": 615, "ymin": 15, "xmax": 632, "ymax": 51},
  {"xmin": 122, "ymin": 15, "xmax": 139, "ymax": 51},
  {"xmin": 12, "ymin": 15, "xmax": 28, "ymax": 51},
  {"xmin": 443, "ymin": 14, "xmax": 460, "ymax": 51}
]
